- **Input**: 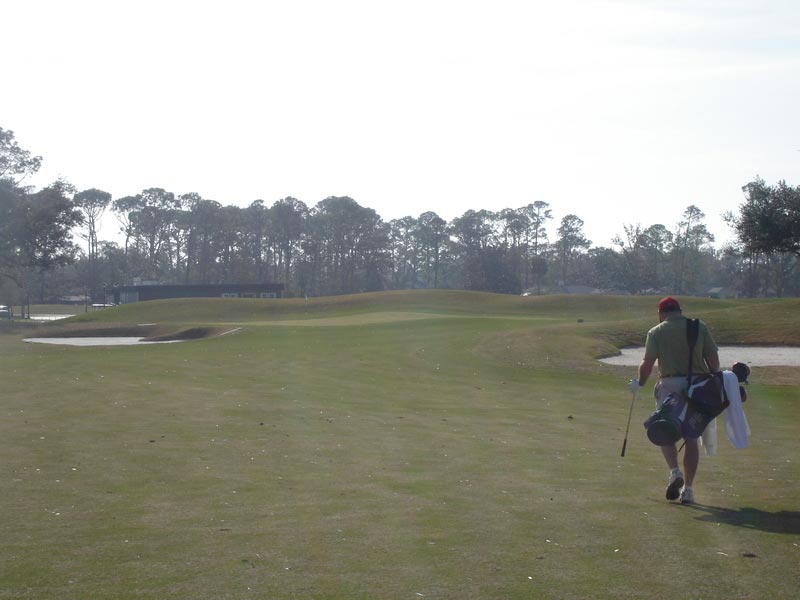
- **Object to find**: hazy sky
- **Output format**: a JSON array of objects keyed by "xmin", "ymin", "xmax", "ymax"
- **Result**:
[{"xmin": 2, "ymin": 0, "xmax": 799, "ymax": 248}]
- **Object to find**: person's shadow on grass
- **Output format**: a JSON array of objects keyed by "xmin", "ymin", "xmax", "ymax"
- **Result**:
[{"xmin": 681, "ymin": 504, "xmax": 800, "ymax": 534}]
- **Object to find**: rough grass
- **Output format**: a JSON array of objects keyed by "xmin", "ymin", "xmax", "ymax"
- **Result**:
[{"xmin": 1, "ymin": 292, "xmax": 798, "ymax": 599}]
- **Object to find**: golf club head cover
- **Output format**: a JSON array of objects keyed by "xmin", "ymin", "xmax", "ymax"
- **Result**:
[{"xmin": 732, "ymin": 362, "xmax": 750, "ymax": 383}]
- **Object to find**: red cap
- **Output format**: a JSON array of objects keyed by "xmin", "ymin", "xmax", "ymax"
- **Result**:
[{"xmin": 658, "ymin": 297, "xmax": 681, "ymax": 313}]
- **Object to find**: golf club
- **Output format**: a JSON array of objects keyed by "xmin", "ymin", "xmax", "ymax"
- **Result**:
[{"xmin": 621, "ymin": 389, "xmax": 637, "ymax": 457}]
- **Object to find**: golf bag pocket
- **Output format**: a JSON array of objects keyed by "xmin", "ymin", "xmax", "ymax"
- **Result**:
[
  {"xmin": 688, "ymin": 373, "xmax": 726, "ymax": 416},
  {"xmin": 676, "ymin": 373, "xmax": 725, "ymax": 439},
  {"xmin": 680, "ymin": 404, "xmax": 715, "ymax": 440}
]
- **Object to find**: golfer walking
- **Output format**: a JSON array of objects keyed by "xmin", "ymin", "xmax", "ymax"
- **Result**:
[{"xmin": 629, "ymin": 297, "xmax": 720, "ymax": 504}]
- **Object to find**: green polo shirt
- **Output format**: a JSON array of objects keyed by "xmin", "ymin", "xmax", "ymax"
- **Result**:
[{"xmin": 644, "ymin": 313, "xmax": 718, "ymax": 378}]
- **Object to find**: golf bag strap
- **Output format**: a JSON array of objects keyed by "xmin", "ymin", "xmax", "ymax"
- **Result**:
[
  {"xmin": 686, "ymin": 318, "xmax": 699, "ymax": 387},
  {"xmin": 685, "ymin": 318, "xmax": 727, "ymax": 408}
]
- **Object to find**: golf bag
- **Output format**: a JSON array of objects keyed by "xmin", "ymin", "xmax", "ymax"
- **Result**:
[{"xmin": 644, "ymin": 376, "xmax": 727, "ymax": 444}]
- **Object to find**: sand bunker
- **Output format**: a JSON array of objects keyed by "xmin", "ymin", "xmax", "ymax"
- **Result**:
[
  {"xmin": 24, "ymin": 337, "xmax": 184, "ymax": 346},
  {"xmin": 23, "ymin": 326, "xmax": 234, "ymax": 346},
  {"xmin": 600, "ymin": 346, "xmax": 800, "ymax": 367}
]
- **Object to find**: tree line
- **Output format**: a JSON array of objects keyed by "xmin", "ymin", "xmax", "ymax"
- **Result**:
[{"xmin": 2, "ymin": 126, "xmax": 799, "ymax": 307}]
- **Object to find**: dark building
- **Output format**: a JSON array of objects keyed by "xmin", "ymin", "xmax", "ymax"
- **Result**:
[{"xmin": 108, "ymin": 283, "xmax": 284, "ymax": 305}]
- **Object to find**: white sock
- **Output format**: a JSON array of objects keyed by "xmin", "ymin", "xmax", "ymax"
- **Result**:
[{"xmin": 670, "ymin": 467, "xmax": 681, "ymax": 475}]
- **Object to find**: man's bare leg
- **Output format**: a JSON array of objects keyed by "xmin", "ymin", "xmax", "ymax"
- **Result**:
[{"xmin": 661, "ymin": 444, "xmax": 679, "ymax": 469}]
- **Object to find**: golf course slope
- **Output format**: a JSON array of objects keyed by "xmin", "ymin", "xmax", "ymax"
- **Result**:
[{"xmin": 2, "ymin": 291, "xmax": 798, "ymax": 599}]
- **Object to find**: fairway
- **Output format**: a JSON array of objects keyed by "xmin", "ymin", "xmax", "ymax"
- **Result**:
[{"xmin": 2, "ymin": 291, "xmax": 799, "ymax": 599}]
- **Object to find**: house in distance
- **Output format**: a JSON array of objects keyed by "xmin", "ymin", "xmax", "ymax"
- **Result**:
[{"xmin": 108, "ymin": 283, "xmax": 284, "ymax": 305}]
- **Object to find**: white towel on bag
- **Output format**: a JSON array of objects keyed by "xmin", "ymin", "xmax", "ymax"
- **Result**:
[{"xmin": 721, "ymin": 370, "xmax": 750, "ymax": 448}]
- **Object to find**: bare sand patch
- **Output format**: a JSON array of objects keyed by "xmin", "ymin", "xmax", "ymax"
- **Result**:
[
  {"xmin": 23, "ymin": 337, "xmax": 182, "ymax": 346},
  {"xmin": 599, "ymin": 346, "xmax": 800, "ymax": 367},
  {"xmin": 23, "ymin": 326, "xmax": 235, "ymax": 346}
]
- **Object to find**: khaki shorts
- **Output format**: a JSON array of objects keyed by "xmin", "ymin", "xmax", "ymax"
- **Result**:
[{"xmin": 653, "ymin": 376, "xmax": 689, "ymax": 407}]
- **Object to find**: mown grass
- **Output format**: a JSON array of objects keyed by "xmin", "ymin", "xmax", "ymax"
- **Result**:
[{"xmin": 1, "ymin": 292, "xmax": 798, "ymax": 599}]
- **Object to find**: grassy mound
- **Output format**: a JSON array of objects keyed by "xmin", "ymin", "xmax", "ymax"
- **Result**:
[{"xmin": 60, "ymin": 289, "xmax": 677, "ymax": 324}]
